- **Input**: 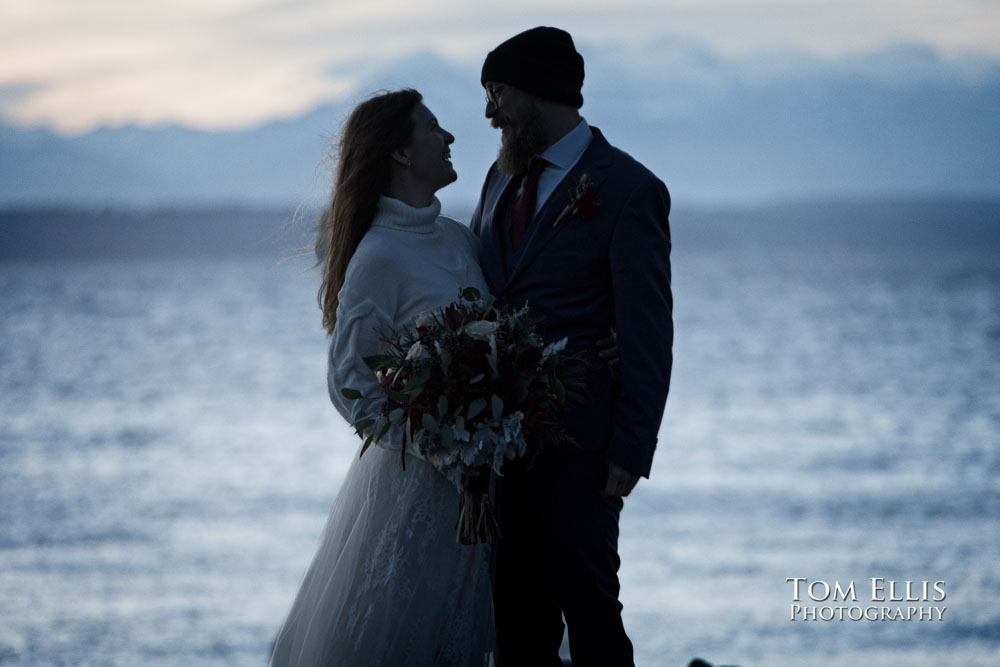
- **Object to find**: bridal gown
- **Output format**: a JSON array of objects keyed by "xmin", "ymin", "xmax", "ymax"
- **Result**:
[{"xmin": 270, "ymin": 196, "xmax": 494, "ymax": 666}]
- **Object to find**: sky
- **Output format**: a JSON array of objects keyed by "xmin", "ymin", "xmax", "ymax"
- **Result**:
[{"xmin": 2, "ymin": 0, "xmax": 999, "ymax": 135}]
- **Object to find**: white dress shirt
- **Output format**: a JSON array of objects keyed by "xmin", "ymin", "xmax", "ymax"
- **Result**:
[{"xmin": 528, "ymin": 117, "xmax": 593, "ymax": 219}]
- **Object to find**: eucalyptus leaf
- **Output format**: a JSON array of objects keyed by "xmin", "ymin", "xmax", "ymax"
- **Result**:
[
  {"xmin": 388, "ymin": 390, "xmax": 410, "ymax": 404},
  {"xmin": 469, "ymin": 373, "xmax": 485, "ymax": 384},
  {"xmin": 515, "ymin": 377, "xmax": 531, "ymax": 403},
  {"xmin": 360, "ymin": 433, "xmax": 374, "ymax": 457},
  {"xmin": 467, "ymin": 398, "xmax": 486, "ymax": 420},
  {"xmin": 340, "ymin": 388, "xmax": 363, "ymax": 400},
  {"xmin": 362, "ymin": 354, "xmax": 395, "ymax": 371},
  {"xmin": 353, "ymin": 417, "xmax": 375, "ymax": 436},
  {"xmin": 554, "ymin": 377, "xmax": 566, "ymax": 404},
  {"xmin": 389, "ymin": 408, "xmax": 405, "ymax": 424},
  {"xmin": 421, "ymin": 413, "xmax": 440, "ymax": 434},
  {"xmin": 460, "ymin": 286, "xmax": 481, "ymax": 301},
  {"xmin": 409, "ymin": 366, "xmax": 431, "ymax": 388},
  {"xmin": 440, "ymin": 424, "xmax": 454, "ymax": 449},
  {"xmin": 491, "ymin": 394, "xmax": 504, "ymax": 420}
]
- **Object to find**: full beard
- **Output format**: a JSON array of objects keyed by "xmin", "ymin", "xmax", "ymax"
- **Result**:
[{"xmin": 494, "ymin": 105, "xmax": 548, "ymax": 176}]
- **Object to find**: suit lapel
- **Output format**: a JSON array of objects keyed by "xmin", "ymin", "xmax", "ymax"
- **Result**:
[
  {"xmin": 506, "ymin": 128, "xmax": 615, "ymax": 286},
  {"xmin": 479, "ymin": 171, "xmax": 517, "ymax": 293}
]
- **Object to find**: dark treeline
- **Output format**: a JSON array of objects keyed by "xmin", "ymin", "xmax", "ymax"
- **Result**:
[
  {"xmin": 673, "ymin": 197, "xmax": 1000, "ymax": 250},
  {"xmin": 0, "ymin": 207, "xmax": 319, "ymax": 260},
  {"xmin": 2, "ymin": 198, "xmax": 998, "ymax": 260}
]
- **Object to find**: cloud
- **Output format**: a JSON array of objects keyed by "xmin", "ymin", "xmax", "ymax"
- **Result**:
[{"xmin": 1, "ymin": 1, "xmax": 999, "ymax": 133}]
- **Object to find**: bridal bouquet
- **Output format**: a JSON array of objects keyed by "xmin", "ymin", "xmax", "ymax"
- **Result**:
[{"xmin": 341, "ymin": 286, "xmax": 579, "ymax": 544}]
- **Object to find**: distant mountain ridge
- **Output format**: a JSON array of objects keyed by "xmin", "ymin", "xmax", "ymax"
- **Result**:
[{"xmin": 2, "ymin": 42, "xmax": 999, "ymax": 208}]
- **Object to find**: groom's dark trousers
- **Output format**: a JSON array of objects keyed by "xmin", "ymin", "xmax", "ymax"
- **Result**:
[{"xmin": 471, "ymin": 127, "xmax": 673, "ymax": 667}]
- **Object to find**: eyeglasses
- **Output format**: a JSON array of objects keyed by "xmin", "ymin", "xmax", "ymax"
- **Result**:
[{"xmin": 485, "ymin": 84, "xmax": 503, "ymax": 107}]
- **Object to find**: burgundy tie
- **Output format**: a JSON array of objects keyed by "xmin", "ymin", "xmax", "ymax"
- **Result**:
[{"xmin": 509, "ymin": 157, "xmax": 548, "ymax": 248}]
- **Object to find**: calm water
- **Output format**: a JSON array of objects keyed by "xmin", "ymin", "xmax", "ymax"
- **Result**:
[{"xmin": 1, "ymin": 211, "xmax": 998, "ymax": 665}]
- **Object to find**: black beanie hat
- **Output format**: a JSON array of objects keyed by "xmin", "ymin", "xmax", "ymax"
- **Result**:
[{"xmin": 481, "ymin": 26, "xmax": 584, "ymax": 108}]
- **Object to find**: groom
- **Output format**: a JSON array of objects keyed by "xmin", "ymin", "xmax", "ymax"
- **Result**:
[{"xmin": 470, "ymin": 27, "xmax": 673, "ymax": 667}]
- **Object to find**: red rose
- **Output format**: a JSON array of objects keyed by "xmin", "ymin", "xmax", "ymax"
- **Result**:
[
  {"xmin": 574, "ymin": 186, "xmax": 599, "ymax": 217},
  {"xmin": 554, "ymin": 173, "xmax": 600, "ymax": 227}
]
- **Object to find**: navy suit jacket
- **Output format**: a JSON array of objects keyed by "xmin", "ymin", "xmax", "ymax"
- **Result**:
[{"xmin": 470, "ymin": 127, "xmax": 672, "ymax": 478}]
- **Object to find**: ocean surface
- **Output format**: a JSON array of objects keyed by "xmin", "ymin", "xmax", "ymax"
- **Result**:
[{"xmin": 1, "ymin": 202, "xmax": 998, "ymax": 666}]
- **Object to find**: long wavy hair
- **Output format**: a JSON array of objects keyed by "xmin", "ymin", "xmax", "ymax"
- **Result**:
[{"xmin": 318, "ymin": 89, "xmax": 423, "ymax": 333}]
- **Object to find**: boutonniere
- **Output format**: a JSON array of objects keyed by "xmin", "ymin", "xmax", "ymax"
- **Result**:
[{"xmin": 553, "ymin": 173, "xmax": 600, "ymax": 227}]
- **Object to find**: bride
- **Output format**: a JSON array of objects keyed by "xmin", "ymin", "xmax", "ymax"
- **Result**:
[{"xmin": 269, "ymin": 89, "xmax": 494, "ymax": 666}]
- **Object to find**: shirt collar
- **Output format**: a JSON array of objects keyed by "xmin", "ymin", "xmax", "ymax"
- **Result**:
[{"xmin": 538, "ymin": 118, "xmax": 592, "ymax": 170}]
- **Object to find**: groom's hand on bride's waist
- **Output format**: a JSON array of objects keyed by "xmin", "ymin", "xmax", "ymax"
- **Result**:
[
  {"xmin": 596, "ymin": 329, "xmax": 619, "ymax": 368},
  {"xmin": 601, "ymin": 461, "xmax": 640, "ymax": 498}
]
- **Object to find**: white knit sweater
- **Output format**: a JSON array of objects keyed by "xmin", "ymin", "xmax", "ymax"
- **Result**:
[{"xmin": 327, "ymin": 195, "xmax": 490, "ymax": 449}]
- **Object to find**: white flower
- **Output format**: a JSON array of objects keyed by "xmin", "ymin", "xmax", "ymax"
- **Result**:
[
  {"xmin": 542, "ymin": 337, "xmax": 568, "ymax": 360},
  {"xmin": 405, "ymin": 341, "xmax": 431, "ymax": 361},
  {"xmin": 487, "ymin": 335, "xmax": 499, "ymax": 376},
  {"xmin": 413, "ymin": 311, "xmax": 434, "ymax": 329},
  {"xmin": 451, "ymin": 419, "xmax": 471, "ymax": 442},
  {"xmin": 502, "ymin": 412, "xmax": 524, "ymax": 443},
  {"xmin": 463, "ymin": 320, "xmax": 498, "ymax": 341}
]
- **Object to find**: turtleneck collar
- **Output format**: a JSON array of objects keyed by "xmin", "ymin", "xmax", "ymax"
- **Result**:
[{"xmin": 372, "ymin": 195, "xmax": 441, "ymax": 234}]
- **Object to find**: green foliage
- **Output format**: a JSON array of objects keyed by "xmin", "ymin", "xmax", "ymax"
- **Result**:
[{"xmin": 339, "ymin": 285, "xmax": 582, "ymax": 472}]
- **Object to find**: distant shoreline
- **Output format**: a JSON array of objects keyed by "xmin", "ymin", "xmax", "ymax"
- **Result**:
[
  {"xmin": 2, "ymin": 196, "xmax": 998, "ymax": 260},
  {"xmin": 0, "ymin": 207, "xmax": 315, "ymax": 260}
]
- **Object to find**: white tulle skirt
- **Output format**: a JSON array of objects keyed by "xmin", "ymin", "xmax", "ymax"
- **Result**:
[{"xmin": 269, "ymin": 444, "xmax": 495, "ymax": 666}]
